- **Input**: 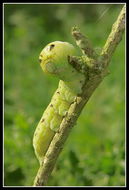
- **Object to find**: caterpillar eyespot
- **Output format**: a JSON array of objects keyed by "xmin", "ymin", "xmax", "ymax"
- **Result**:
[
  {"xmin": 49, "ymin": 44, "xmax": 55, "ymax": 51},
  {"xmin": 33, "ymin": 41, "xmax": 85, "ymax": 164}
]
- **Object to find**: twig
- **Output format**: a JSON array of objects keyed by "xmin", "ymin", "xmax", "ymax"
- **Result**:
[
  {"xmin": 101, "ymin": 5, "xmax": 125, "ymax": 66},
  {"xmin": 33, "ymin": 5, "xmax": 125, "ymax": 186},
  {"xmin": 72, "ymin": 26, "xmax": 97, "ymax": 59}
]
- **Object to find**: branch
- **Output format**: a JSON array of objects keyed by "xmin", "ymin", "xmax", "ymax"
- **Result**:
[
  {"xmin": 72, "ymin": 26, "xmax": 97, "ymax": 59},
  {"xmin": 33, "ymin": 5, "xmax": 125, "ymax": 186},
  {"xmin": 101, "ymin": 5, "xmax": 125, "ymax": 66}
]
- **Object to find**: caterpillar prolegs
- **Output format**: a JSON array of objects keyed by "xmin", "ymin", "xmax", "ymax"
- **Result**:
[{"xmin": 33, "ymin": 41, "xmax": 85, "ymax": 164}]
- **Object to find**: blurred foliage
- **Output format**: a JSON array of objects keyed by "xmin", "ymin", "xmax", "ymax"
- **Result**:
[{"xmin": 4, "ymin": 3, "xmax": 125, "ymax": 186}]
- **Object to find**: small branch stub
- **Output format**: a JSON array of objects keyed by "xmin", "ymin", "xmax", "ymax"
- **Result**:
[{"xmin": 72, "ymin": 26, "xmax": 97, "ymax": 59}]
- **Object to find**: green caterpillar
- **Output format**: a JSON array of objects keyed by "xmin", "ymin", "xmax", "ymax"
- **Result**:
[{"xmin": 33, "ymin": 41, "xmax": 85, "ymax": 164}]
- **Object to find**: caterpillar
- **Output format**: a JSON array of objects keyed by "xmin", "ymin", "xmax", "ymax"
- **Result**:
[{"xmin": 33, "ymin": 41, "xmax": 86, "ymax": 164}]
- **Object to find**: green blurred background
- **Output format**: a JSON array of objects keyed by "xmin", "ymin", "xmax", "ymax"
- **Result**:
[{"xmin": 4, "ymin": 3, "xmax": 125, "ymax": 186}]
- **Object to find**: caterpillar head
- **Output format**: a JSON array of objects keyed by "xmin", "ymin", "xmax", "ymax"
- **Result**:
[{"xmin": 39, "ymin": 41, "xmax": 77, "ymax": 80}]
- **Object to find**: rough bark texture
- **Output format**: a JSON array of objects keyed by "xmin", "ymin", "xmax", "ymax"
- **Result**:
[{"xmin": 33, "ymin": 5, "xmax": 125, "ymax": 186}]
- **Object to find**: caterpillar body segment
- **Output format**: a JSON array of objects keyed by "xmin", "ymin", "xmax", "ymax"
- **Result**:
[{"xmin": 33, "ymin": 80, "xmax": 76, "ymax": 163}]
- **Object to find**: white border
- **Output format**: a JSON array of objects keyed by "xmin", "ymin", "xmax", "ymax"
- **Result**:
[{"xmin": 3, "ymin": 2, "xmax": 126, "ymax": 188}]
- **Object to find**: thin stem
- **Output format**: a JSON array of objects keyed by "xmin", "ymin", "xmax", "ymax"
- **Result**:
[
  {"xmin": 101, "ymin": 5, "xmax": 125, "ymax": 66},
  {"xmin": 72, "ymin": 26, "xmax": 97, "ymax": 59}
]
